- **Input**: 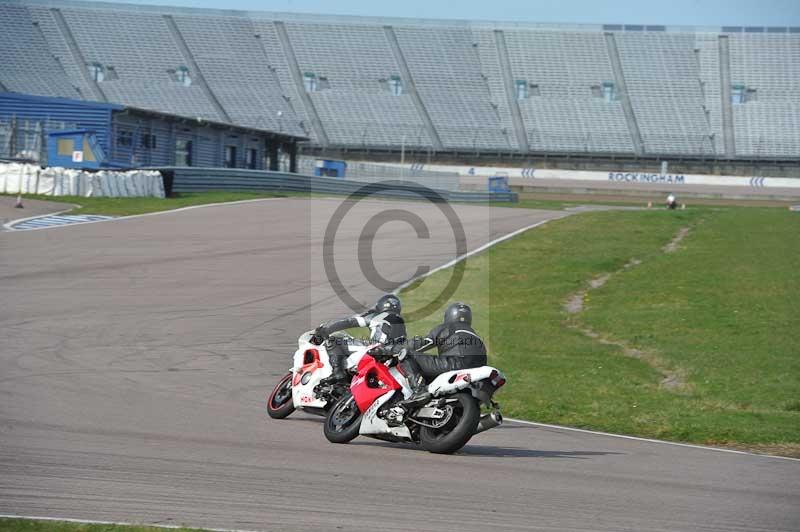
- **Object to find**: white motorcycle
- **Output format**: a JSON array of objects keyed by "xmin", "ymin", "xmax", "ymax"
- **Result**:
[
  {"xmin": 323, "ymin": 347, "xmax": 506, "ymax": 454},
  {"xmin": 266, "ymin": 330, "xmax": 369, "ymax": 419}
]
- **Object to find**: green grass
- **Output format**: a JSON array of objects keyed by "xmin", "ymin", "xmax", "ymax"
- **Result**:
[
  {"xmin": 489, "ymin": 199, "xmax": 574, "ymax": 210},
  {"xmin": 7, "ymin": 190, "xmax": 306, "ymax": 216},
  {"xmin": 400, "ymin": 206, "xmax": 800, "ymax": 449},
  {"xmin": 0, "ymin": 519, "xmax": 208, "ymax": 532},
  {"xmin": 489, "ymin": 197, "xmax": 635, "ymax": 211}
]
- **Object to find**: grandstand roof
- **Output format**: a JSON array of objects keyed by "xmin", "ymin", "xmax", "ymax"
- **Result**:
[{"xmin": 5, "ymin": 0, "xmax": 799, "ymax": 34}]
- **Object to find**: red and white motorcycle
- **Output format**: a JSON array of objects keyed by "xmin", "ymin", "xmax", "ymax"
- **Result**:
[
  {"xmin": 266, "ymin": 330, "xmax": 369, "ymax": 419},
  {"xmin": 323, "ymin": 346, "xmax": 506, "ymax": 454}
]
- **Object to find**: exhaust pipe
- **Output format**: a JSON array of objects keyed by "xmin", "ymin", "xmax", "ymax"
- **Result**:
[{"xmin": 475, "ymin": 410, "xmax": 503, "ymax": 433}]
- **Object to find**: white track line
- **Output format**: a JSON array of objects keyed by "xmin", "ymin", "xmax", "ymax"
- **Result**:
[
  {"xmin": 108, "ymin": 196, "xmax": 286, "ymax": 222},
  {"xmin": 505, "ymin": 418, "xmax": 800, "ymax": 462},
  {"xmin": 0, "ymin": 515, "xmax": 258, "ymax": 532},
  {"xmin": 3, "ymin": 197, "xmax": 285, "ymax": 232},
  {"xmin": 5, "ymin": 215, "xmax": 115, "ymax": 232},
  {"xmin": 392, "ymin": 213, "xmax": 799, "ymax": 463},
  {"xmin": 2, "ymin": 207, "xmax": 75, "ymax": 231},
  {"xmin": 394, "ymin": 219, "xmax": 553, "ymax": 292}
]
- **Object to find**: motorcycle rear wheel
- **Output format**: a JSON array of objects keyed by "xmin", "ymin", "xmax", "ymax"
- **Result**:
[
  {"xmin": 324, "ymin": 392, "xmax": 362, "ymax": 444},
  {"xmin": 419, "ymin": 392, "xmax": 479, "ymax": 454},
  {"xmin": 267, "ymin": 373, "xmax": 295, "ymax": 419}
]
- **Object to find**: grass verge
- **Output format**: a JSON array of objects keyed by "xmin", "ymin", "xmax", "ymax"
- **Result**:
[
  {"xmin": 6, "ymin": 191, "xmax": 305, "ymax": 217},
  {"xmin": 0, "ymin": 519, "xmax": 208, "ymax": 532},
  {"xmin": 488, "ymin": 197, "xmax": 634, "ymax": 210},
  {"xmin": 400, "ymin": 206, "xmax": 799, "ymax": 455}
]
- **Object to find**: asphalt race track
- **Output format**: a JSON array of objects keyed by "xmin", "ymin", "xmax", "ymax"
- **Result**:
[
  {"xmin": 0, "ymin": 196, "xmax": 75, "ymax": 229},
  {"xmin": 1, "ymin": 198, "xmax": 798, "ymax": 532}
]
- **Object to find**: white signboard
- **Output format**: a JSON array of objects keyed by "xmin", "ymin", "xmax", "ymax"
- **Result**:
[
  {"xmin": 368, "ymin": 162, "xmax": 800, "ymax": 189},
  {"xmin": 72, "ymin": 151, "xmax": 84, "ymax": 163}
]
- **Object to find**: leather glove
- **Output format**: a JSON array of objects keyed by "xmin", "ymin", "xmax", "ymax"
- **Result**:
[
  {"xmin": 312, "ymin": 324, "xmax": 328, "ymax": 344},
  {"xmin": 368, "ymin": 345, "xmax": 389, "ymax": 360}
]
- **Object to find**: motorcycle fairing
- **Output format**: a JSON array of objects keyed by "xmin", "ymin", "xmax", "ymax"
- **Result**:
[
  {"xmin": 291, "ymin": 341, "xmax": 332, "ymax": 409},
  {"xmin": 345, "ymin": 342, "xmax": 379, "ymax": 371},
  {"xmin": 350, "ymin": 354, "xmax": 402, "ymax": 412},
  {"xmin": 389, "ymin": 365, "xmax": 415, "ymax": 399},
  {"xmin": 358, "ymin": 390, "xmax": 412, "ymax": 439},
  {"xmin": 426, "ymin": 366, "xmax": 504, "ymax": 396}
]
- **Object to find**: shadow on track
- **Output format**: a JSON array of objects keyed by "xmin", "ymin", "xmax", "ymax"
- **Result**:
[
  {"xmin": 458, "ymin": 445, "xmax": 622, "ymax": 459},
  {"xmin": 347, "ymin": 439, "xmax": 619, "ymax": 459},
  {"xmin": 275, "ymin": 416, "xmax": 619, "ymax": 459}
]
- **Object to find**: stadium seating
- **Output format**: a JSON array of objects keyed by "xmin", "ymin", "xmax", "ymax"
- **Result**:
[
  {"xmin": 1, "ymin": 1, "xmax": 797, "ymax": 160},
  {"xmin": 499, "ymin": 29, "xmax": 634, "ymax": 153},
  {"xmin": 616, "ymin": 32, "xmax": 716, "ymax": 156},
  {"xmin": 282, "ymin": 21, "xmax": 431, "ymax": 147},
  {"xmin": 247, "ymin": 20, "xmax": 317, "ymax": 142},
  {"xmin": 393, "ymin": 25, "xmax": 510, "ymax": 150},
  {"xmin": 470, "ymin": 28, "xmax": 520, "ymax": 151},
  {"xmin": 693, "ymin": 33, "xmax": 726, "ymax": 157},
  {"xmin": 172, "ymin": 15, "xmax": 304, "ymax": 136},
  {"xmin": 0, "ymin": 4, "xmax": 78, "ymax": 98},
  {"xmin": 59, "ymin": 6, "xmax": 225, "ymax": 121},
  {"xmin": 728, "ymin": 33, "xmax": 800, "ymax": 157},
  {"xmin": 24, "ymin": 6, "xmax": 98, "ymax": 100}
]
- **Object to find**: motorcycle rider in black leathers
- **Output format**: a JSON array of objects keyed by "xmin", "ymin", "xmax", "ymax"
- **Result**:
[
  {"xmin": 397, "ymin": 302, "xmax": 487, "ymax": 408},
  {"xmin": 316, "ymin": 294, "xmax": 406, "ymax": 384}
]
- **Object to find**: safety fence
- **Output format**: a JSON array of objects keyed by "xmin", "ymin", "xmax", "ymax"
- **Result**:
[
  {"xmin": 0, "ymin": 118, "xmax": 72, "ymax": 164},
  {"xmin": 163, "ymin": 167, "xmax": 515, "ymax": 202}
]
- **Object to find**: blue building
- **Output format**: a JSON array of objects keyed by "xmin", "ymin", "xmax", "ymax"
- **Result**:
[{"xmin": 0, "ymin": 92, "xmax": 305, "ymax": 170}]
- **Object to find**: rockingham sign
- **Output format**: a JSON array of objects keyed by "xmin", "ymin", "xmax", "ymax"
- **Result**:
[
  {"xmin": 368, "ymin": 162, "xmax": 800, "ymax": 190},
  {"xmin": 607, "ymin": 172, "xmax": 685, "ymax": 184}
]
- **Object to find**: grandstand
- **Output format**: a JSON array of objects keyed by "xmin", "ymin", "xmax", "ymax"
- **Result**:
[{"xmin": 0, "ymin": 0, "xmax": 798, "ymax": 171}]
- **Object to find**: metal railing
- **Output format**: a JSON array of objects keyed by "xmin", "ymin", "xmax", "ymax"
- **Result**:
[
  {"xmin": 0, "ymin": 118, "xmax": 71, "ymax": 164},
  {"xmin": 163, "ymin": 167, "xmax": 515, "ymax": 202},
  {"xmin": 296, "ymin": 157, "xmax": 461, "ymax": 191}
]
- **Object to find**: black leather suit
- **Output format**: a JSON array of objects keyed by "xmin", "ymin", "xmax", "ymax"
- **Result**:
[
  {"xmin": 321, "ymin": 311, "xmax": 407, "ymax": 377},
  {"xmin": 401, "ymin": 322, "xmax": 487, "ymax": 383}
]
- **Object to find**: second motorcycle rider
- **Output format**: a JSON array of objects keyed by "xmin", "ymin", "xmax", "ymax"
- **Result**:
[{"xmin": 315, "ymin": 294, "xmax": 406, "ymax": 383}]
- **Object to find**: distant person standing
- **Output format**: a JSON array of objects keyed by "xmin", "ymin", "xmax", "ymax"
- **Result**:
[{"xmin": 666, "ymin": 193, "xmax": 678, "ymax": 210}]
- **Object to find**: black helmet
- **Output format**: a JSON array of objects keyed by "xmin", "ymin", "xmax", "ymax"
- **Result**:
[
  {"xmin": 444, "ymin": 302, "xmax": 472, "ymax": 326},
  {"xmin": 375, "ymin": 294, "xmax": 401, "ymax": 314}
]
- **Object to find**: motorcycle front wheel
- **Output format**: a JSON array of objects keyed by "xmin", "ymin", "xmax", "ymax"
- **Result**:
[
  {"xmin": 266, "ymin": 373, "xmax": 295, "ymax": 419},
  {"xmin": 324, "ymin": 392, "xmax": 362, "ymax": 444},
  {"xmin": 419, "ymin": 392, "xmax": 479, "ymax": 454}
]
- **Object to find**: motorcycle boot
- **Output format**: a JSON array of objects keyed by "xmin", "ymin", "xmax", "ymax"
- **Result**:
[
  {"xmin": 399, "ymin": 370, "xmax": 432, "ymax": 410},
  {"xmin": 321, "ymin": 339, "xmax": 349, "ymax": 386}
]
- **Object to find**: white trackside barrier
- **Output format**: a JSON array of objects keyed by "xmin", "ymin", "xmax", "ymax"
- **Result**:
[
  {"xmin": 375, "ymin": 163, "xmax": 800, "ymax": 189},
  {"xmin": 0, "ymin": 163, "xmax": 165, "ymax": 198}
]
